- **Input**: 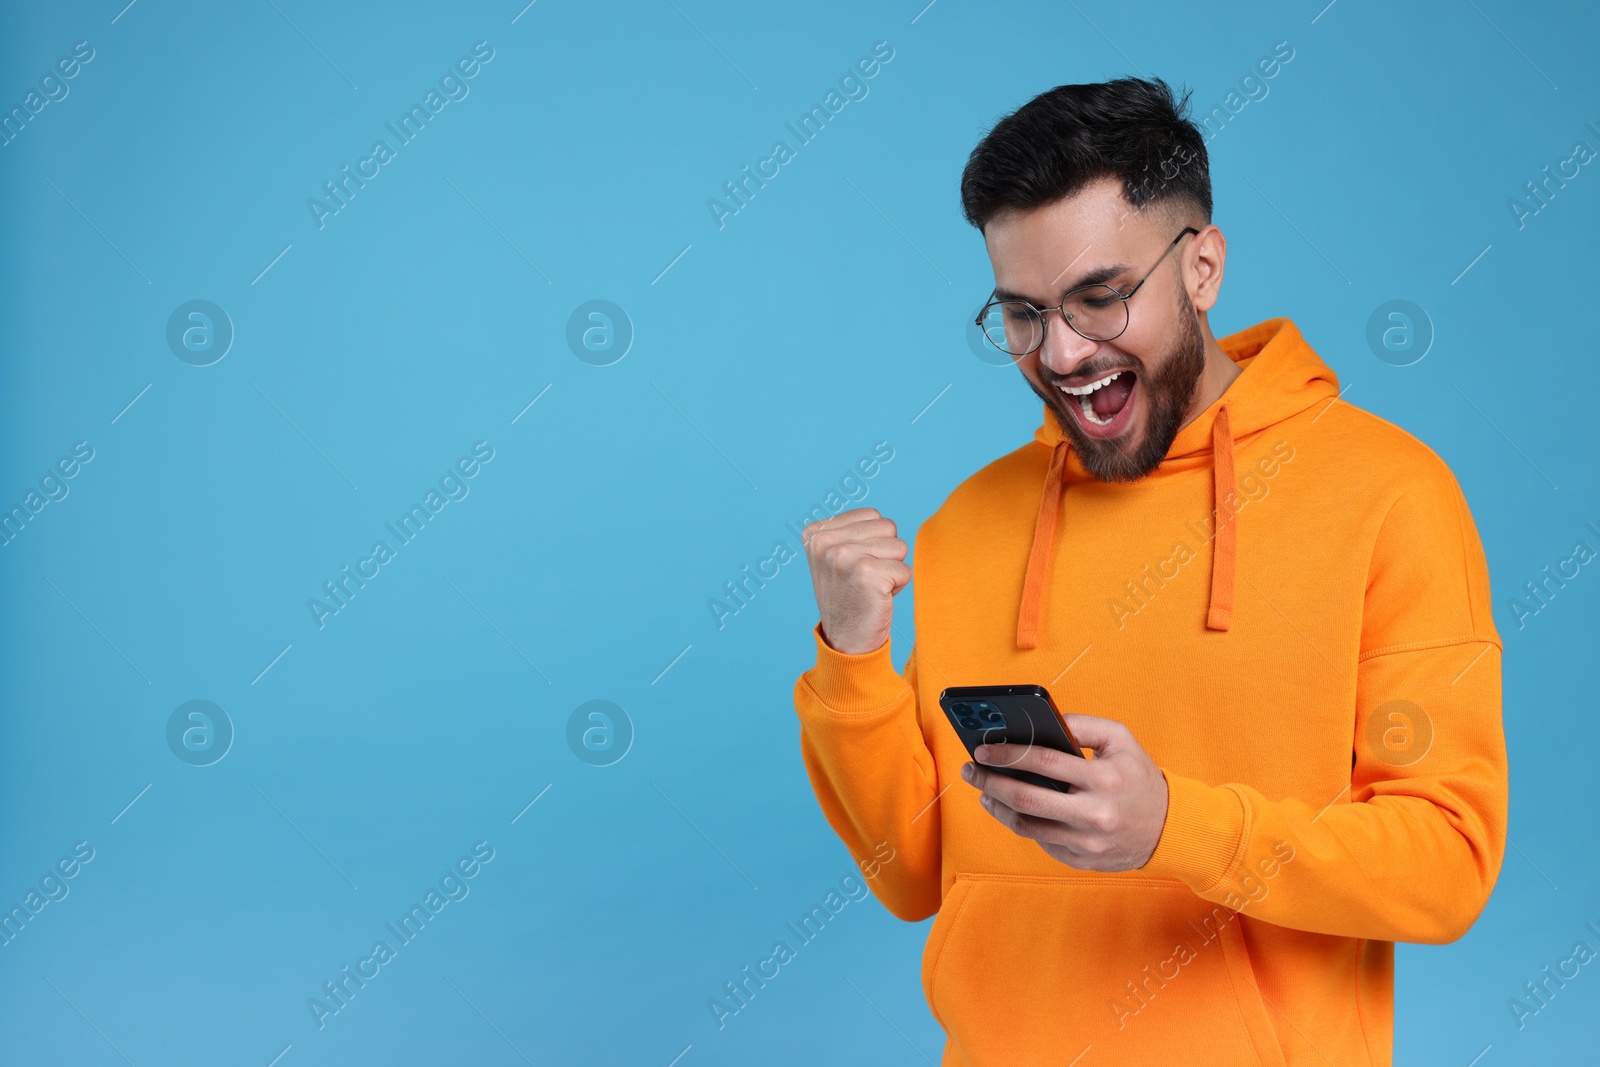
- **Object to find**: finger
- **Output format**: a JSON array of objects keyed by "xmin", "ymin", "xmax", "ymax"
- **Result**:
[
  {"xmin": 979, "ymin": 794, "xmax": 1090, "ymax": 852},
  {"xmin": 966, "ymin": 763, "xmax": 1092, "ymax": 828},
  {"xmin": 812, "ymin": 532, "xmax": 906, "ymax": 575},
  {"xmin": 980, "ymin": 794, "xmax": 1137, "ymax": 871},
  {"xmin": 1059, "ymin": 713, "xmax": 1132, "ymax": 758},
  {"xmin": 802, "ymin": 510, "xmax": 891, "ymax": 547},
  {"xmin": 813, "ymin": 520, "xmax": 898, "ymax": 548},
  {"xmin": 841, "ymin": 557, "xmax": 912, "ymax": 598},
  {"xmin": 828, "ymin": 537, "xmax": 909, "ymax": 565},
  {"xmin": 974, "ymin": 741, "xmax": 1095, "ymax": 790}
]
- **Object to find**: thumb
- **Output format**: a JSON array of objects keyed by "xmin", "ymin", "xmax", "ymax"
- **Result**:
[
  {"xmin": 889, "ymin": 561, "xmax": 912, "ymax": 597},
  {"xmin": 1060, "ymin": 713, "xmax": 1129, "ymax": 759}
]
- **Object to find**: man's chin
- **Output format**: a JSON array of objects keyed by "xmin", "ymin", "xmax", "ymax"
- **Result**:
[{"xmin": 1051, "ymin": 396, "xmax": 1157, "ymax": 483}]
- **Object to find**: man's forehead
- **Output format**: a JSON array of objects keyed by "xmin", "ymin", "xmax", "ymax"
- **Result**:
[
  {"xmin": 988, "ymin": 225, "xmax": 1148, "ymax": 301},
  {"xmin": 986, "ymin": 186, "xmax": 1158, "ymax": 300}
]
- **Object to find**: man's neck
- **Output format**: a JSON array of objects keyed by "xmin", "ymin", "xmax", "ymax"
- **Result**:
[{"xmin": 1180, "ymin": 334, "xmax": 1243, "ymax": 431}]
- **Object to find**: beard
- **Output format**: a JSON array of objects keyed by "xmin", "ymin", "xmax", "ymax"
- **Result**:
[{"xmin": 1029, "ymin": 287, "xmax": 1207, "ymax": 483}]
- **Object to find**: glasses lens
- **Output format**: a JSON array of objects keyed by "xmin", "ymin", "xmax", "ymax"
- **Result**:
[
  {"xmin": 980, "ymin": 301, "xmax": 1041, "ymax": 356},
  {"xmin": 1063, "ymin": 285, "xmax": 1128, "ymax": 341}
]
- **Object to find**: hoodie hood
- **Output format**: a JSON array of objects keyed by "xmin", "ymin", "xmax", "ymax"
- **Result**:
[{"xmin": 1015, "ymin": 316, "xmax": 1341, "ymax": 649}]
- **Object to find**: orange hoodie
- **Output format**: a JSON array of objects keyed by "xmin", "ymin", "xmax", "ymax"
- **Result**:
[{"xmin": 793, "ymin": 317, "xmax": 1507, "ymax": 1066}]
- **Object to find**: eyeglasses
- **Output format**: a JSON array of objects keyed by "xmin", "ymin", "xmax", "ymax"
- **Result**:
[{"xmin": 975, "ymin": 226, "xmax": 1199, "ymax": 356}]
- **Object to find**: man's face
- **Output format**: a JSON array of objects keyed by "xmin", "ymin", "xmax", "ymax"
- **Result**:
[{"xmin": 984, "ymin": 179, "xmax": 1207, "ymax": 483}]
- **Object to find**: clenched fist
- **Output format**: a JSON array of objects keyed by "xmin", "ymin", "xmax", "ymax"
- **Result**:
[{"xmin": 801, "ymin": 507, "xmax": 911, "ymax": 655}]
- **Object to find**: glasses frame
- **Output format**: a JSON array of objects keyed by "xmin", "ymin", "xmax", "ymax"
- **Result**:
[{"xmin": 975, "ymin": 226, "xmax": 1200, "ymax": 354}]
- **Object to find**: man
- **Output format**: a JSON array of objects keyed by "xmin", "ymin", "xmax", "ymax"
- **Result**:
[{"xmin": 793, "ymin": 76, "xmax": 1506, "ymax": 1066}]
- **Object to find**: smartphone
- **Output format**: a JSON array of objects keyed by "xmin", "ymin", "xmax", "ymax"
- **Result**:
[{"xmin": 939, "ymin": 684, "xmax": 1085, "ymax": 793}]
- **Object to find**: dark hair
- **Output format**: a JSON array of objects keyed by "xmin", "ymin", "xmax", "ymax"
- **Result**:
[{"xmin": 959, "ymin": 76, "xmax": 1211, "ymax": 234}]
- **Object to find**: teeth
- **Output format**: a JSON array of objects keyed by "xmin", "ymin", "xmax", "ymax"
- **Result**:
[
  {"xmin": 1059, "ymin": 370, "xmax": 1124, "ymax": 396},
  {"xmin": 1077, "ymin": 394, "xmax": 1114, "ymax": 426},
  {"xmin": 1054, "ymin": 371, "xmax": 1132, "ymax": 428}
]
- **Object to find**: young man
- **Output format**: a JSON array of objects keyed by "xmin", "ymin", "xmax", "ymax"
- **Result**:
[{"xmin": 794, "ymin": 77, "xmax": 1506, "ymax": 1066}]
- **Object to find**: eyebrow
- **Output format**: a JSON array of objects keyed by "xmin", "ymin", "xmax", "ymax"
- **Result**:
[{"xmin": 994, "ymin": 261, "xmax": 1133, "ymax": 303}]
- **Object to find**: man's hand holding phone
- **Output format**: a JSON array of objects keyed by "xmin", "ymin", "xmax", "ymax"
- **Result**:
[
  {"xmin": 801, "ymin": 508, "xmax": 1172, "ymax": 873},
  {"xmin": 961, "ymin": 714, "xmax": 1171, "ymax": 873}
]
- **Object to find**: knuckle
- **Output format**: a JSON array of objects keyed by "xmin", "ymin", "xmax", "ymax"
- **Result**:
[
  {"xmin": 825, "ymin": 541, "xmax": 862, "ymax": 569},
  {"xmin": 1010, "ymin": 787, "xmax": 1044, "ymax": 817},
  {"xmin": 853, "ymin": 554, "xmax": 889, "ymax": 581}
]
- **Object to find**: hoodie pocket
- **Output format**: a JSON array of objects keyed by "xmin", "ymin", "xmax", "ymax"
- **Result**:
[{"xmin": 921, "ymin": 873, "xmax": 1288, "ymax": 1067}]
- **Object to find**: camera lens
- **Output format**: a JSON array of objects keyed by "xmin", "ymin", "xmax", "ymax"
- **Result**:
[
  {"xmin": 959, "ymin": 716, "xmax": 982, "ymax": 730},
  {"xmin": 981, "ymin": 709, "xmax": 1004, "ymax": 725},
  {"xmin": 951, "ymin": 703, "xmax": 972, "ymax": 716}
]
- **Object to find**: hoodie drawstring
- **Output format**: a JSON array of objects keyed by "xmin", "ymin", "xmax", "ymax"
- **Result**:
[
  {"xmin": 1206, "ymin": 403, "xmax": 1236, "ymax": 632},
  {"xmin": 1015, "ymin": 439, "xmax": 1068, "ymax": 651},
  {"xmin": 1013, "ymin": 402, "xmax": 1238, "ymax": 649}
]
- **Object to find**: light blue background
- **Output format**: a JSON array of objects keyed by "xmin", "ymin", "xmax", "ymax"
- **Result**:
[{"xmin": 1, "ymin": 1, "xmax": 1596, "ymax": 1064}]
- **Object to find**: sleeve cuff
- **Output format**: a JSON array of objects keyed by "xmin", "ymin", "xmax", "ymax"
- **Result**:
[
  {"xmin": 1140, "ymin": 769, "xmax": 1247, "ymax": 892},
  {"xmin": 800, "ymin": 622, "xmax": 910, "ymax": 714}
]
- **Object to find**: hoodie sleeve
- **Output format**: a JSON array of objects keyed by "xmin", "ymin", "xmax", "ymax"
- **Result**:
[
  {"xmin": 793, "ymin": 623, "xmax": 943, "ymax": 923},
  {"xmin": 1141, "ymin": 457, "xmax": 1508, "ymax": 944}
]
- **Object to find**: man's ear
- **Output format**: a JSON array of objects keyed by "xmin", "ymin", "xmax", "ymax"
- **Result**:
[{"xmin": 1189, "ymin": 225, "xmax": 1226, "ymax": 314}]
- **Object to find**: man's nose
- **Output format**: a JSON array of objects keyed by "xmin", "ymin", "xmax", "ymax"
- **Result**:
[{"xmin": 1036, "ymin": 309, "xmax": 1100, "ymax": 378}]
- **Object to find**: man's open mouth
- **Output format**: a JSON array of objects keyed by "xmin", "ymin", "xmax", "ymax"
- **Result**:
[{"xmin": 1058, "ymin": 370, "xmax": 1137, "ymax": 432}]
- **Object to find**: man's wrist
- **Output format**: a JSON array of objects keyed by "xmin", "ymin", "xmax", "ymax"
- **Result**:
[
  {"xmin": 1139, "ymin": 769, "xmax": 1246, "ymax": 892},
  {"xmin": 803, "ymin": 622, "xmax": 906, "ymax": 714}
]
